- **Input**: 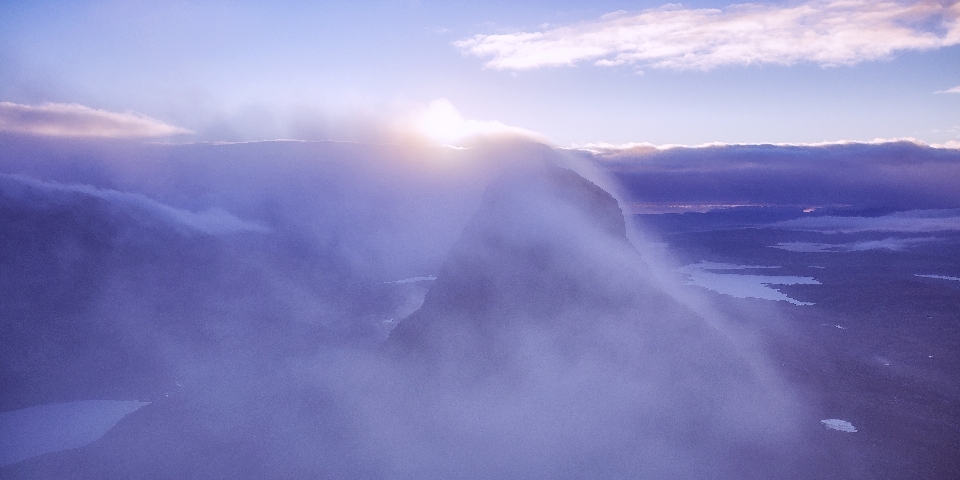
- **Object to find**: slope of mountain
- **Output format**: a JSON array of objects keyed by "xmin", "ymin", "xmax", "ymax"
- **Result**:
[
  {"xmin": 1, "ymin": 143, "xmax": 801, "ymax": 479},
  {"xmin": 378, "ymin": 163, "xmax": 800, "ymax": 478}
]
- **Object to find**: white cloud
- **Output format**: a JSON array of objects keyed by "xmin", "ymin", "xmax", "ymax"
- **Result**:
[
  {"xmin": 932, "ymin": 139, "xmax": 960, "ymax": 148},
  {"xmin": 456, "ymin": 0, "xmax": 960, "ymax": 71},
  {"xmin": 1, "ymin": 173, "xmax": 268, "ymax": 235},
  {"xmin": 770, "ymin": 209, "xmax": 960, "ymax": 233},
  {"xmin": 0, "ymin": 102, "xmax": 191, "ymax": 138},
  {"xmin": 411, "ymin": 99, "xmax": 550, "ymax": 146},
  {"xmin": 935, "ymin": 84, "xmax": 960, "ymax": 93}
]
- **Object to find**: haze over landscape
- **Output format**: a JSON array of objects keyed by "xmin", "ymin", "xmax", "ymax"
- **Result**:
[{"xmin": 1, "ymin": 0, "xmax": 959, "ymax": 478}]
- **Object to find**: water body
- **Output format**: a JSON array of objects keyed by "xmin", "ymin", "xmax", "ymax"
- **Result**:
[
  {"xmin": 0, "ymin": 400, "xmax": 149, "ymax": 467},
  {"xmin": 680, "ymin": 262, "xmax": 820, "ymax": 305}
]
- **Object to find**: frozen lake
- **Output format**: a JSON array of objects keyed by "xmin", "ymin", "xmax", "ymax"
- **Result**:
[
  {"xmin": 0, "ymin": 400, "xmax": 149, "ymax": 467},
  {"xmin": 680, "ymin": 262, "xmax": 820, "ymax": 305}
]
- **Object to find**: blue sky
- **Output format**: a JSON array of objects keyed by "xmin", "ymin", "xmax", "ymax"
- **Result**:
[{"xmin": 1, "ymin": 0, "xmax": 958, "ymax": 146}]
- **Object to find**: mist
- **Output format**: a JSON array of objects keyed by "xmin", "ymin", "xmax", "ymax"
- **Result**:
[{"xmin": 0, "ymin": 132, "xmax": 826, "ymax": 478}]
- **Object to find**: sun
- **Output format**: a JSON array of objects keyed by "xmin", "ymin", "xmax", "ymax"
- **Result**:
[
  {"xmin": 415, "ymin": 99, "xmax": 469, "ymax": 144},
  {"xmin": 412, "ymin": 98, "xmax": 549, "ymax": 146}
]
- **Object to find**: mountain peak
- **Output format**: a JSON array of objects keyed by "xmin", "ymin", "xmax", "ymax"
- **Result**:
[{"xmin": 384, "ymin": 164, "xmax": 637, "ymax": 366}]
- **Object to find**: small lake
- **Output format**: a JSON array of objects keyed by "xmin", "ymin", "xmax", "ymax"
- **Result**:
[
  {"xmin": 0, "ymin": 400, "xmax": 149, "ymax": 467},
  {"xmin": 680, "ymin": 262, "xmax": 820, "ymax": 305}
]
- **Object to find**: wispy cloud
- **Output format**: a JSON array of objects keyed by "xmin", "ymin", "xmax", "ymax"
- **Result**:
[
  {"xmin": 1, "ymin": 173, "xmax": 268, "ymax": 235},
  {"xmin": 379, "ymin": 276, "xmax": 437, "ymax": 284},
  {"xmin": 456, "ymin": 0, "xmax": 960, "ymax": 71},
  {"xmin": 770, "ymin": 210, "xmax": 960, "ymax": 233},
  {"xmin": 915, "ymin": 273, "xmax": 960, "ymax": 281},
  {"xmin": 772, "ymin": 237, "xmax": 939, "ymax": 252},
  {"xmin": 935, "ymin": 84, "xmax": 960, "ymax": 93},
  {"xmin": 0, "ymin": 102, "xmax": 191, "ymax": 138}
]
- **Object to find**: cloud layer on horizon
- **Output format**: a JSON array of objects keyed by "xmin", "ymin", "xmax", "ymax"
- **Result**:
[
  {"xmin": 456, "ymin": 0, "xmax": 960, "ymax": 71},
  {"xmin": 772, "ymin": 237, "xmax": 940, "ymax": 252},
  {"xmin": 0, "ymin": 102, "xmax": 191, "ymax": 138},
  {"xmin": 584, "ymin": 141, "xmax": 960, "ymax": 211}
]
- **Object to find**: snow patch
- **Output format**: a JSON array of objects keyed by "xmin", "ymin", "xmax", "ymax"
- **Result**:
[{"xmin": 821, "ymin": 419, "xmax": 857, "ymax": 432}]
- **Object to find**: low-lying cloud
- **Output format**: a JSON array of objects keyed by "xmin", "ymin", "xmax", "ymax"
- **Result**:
[
  {"xmin": 770, "ymin": 210, "xmax": 960, "ymax": 233},
  {"xmin": 0, "ymin": 102, "xmax": 191, "ymax": 138},
  {"xmin": 456, "ymin": 0, "xmax": 960, "ymax": 71},
  {"xmin": 915, "ymin": 273, "xmax": 960, "ymax": 281},
  {"xmin": 772, "ymin": 237, "xmax": 940, "ymax": 252},
  {"xmin": 0, "ymin": 173, "xmax": 268, "ymax": 235}
]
